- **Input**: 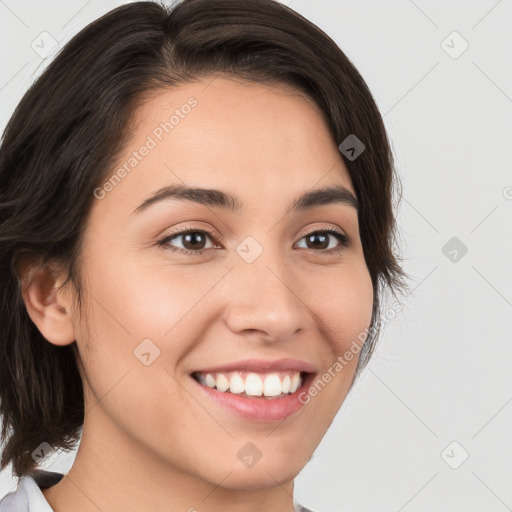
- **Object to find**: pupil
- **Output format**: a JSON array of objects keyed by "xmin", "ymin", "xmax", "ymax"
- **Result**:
[
  {"xmin": 184, "ymin": 232, "xmax": 205, "ymax": 250},
  {"xmin": 308, "ymin": 233, "xmax": 328, "ymax": 249}
]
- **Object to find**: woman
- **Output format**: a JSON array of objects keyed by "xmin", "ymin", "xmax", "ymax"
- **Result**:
[{"xmin": 0, "ymin": 0, "xmax": 409, "ymax": 510}]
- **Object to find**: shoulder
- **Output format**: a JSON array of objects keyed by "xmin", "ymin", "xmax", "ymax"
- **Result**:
[{"xmin": 0, "ymin": 469, "xmax": 63, "ymax": 511}]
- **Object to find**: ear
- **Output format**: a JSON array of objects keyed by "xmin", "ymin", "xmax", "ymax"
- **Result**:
[{"xmin": 15, "ymin": 253, "xmax": 76, "ymax": 346}]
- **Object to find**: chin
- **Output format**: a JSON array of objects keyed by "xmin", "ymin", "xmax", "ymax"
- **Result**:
[{"xmin": 217, "ymin": 464, "xmax": 300, "ymax": 491}]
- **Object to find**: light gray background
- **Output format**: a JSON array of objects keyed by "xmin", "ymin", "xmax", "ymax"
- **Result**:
[{"xmin": 1, "ymin": 1, "xmax": 511, "ymax": 511}]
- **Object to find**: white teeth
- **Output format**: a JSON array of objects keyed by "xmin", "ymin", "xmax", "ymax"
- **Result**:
[
  {"xmin": 215, "ymin": 374, "xmax": 230, "ymax": 392},
  {"xmin": 195, "ymin": 370, "xmax": 304, "ymax": 397},
  {"xmin": 281, "ymin": 375, "xmax": 291, "ymax": 393},
  {"xmin": 290, "ymin": 373, "xmax": 300, "ymax": 393},
  {"xmin": 263, "ymin": 373, "xmax": 282, "ymax": 397},
  {"xmin": 229, "ymin": 373, "xmax": 245, "ymax": 394},
  {"xmin": 245, "ymin": 373, "xmax": 263, "ymax": 396}
]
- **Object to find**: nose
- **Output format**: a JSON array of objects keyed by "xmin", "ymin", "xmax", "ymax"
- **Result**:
[{"xmin": 222, "ymin": 246, "xmax": 311, "ymax": 343}]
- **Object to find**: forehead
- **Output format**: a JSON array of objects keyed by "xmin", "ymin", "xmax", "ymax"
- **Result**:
[{"xmin": 94, "ymin": 76, "xmax": 355, "ymax": 219}]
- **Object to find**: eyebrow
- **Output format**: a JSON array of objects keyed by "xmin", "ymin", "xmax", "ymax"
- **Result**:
[{"xmin": 132, "ymin": 183, "xmax": 359, "ymax": 215}]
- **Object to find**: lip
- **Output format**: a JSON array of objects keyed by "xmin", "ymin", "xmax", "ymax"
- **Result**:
[
  {"xmin": 190, "ymin": 370, "xmax": 317, "ymax": 422},
  {"xmin": 191, "ymin": 358, "xmax": 317, "ymax": 374}
]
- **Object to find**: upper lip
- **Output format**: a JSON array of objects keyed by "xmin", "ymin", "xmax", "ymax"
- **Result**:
[{"xmin": 192, "ymin": 358, "xmax": 317, "ymax": 374}]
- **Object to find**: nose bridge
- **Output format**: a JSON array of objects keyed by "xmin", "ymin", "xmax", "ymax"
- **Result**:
[{"xmin": 222, "ymin": 235, "xmax": 308, "ymax": 340}]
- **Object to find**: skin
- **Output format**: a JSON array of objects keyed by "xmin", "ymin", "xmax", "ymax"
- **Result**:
[{"xmin": 21, "ymin": 76, "xmax": 374, "ymax": 512}]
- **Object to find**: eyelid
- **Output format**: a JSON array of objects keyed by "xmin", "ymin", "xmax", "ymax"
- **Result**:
[
  {"xmin": 162, "ymin": 223, "xmax": 223, "ymax": 243},
  {"xmin": 295, "ymin": 223, "xmax": 348, "ymax": 241}
]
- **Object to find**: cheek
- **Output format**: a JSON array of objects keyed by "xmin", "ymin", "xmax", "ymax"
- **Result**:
[
  {"xmin": 291, "ymin": 262, "xmax": 373, "ymax": 433},
  {"xmin": 80, "ymin": 250, "xmax": 205, "ymax": 342},
  {"xmin": 73, "ymin": 263, "xmax": 198, "ymax": 433},
  {"xmin": 312, "ymin": 262, "xmax": 374, "ymax": 354},
  {"xmin": 74, "ymin": 255, "xmax": 230, "ymax": 403}
]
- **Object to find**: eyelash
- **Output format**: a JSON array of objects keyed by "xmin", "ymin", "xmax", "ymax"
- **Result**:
[{"xmin": 157, "ymin": 224, "xmax": 350, "ymax": 256}]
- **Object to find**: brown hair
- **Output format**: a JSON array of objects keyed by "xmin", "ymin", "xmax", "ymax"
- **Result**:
[{"xmin": 0, "ymin": 0, "xmax": 409, "ymax": 478}]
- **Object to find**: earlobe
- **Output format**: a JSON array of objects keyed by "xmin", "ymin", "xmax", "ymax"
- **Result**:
[{"xmin": 18, "ymin": 263, "xmax": 76, "ymax": 347}]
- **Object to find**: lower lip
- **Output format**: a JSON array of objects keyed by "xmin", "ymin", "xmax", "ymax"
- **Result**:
[{"xmin": 191, "ymin": 372, "xmax": 316, "ymax": 422}]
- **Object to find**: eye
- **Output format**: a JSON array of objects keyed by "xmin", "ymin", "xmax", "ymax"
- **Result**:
[
  {"xmin": 295, "ymin": 228, "xmax": 350, "ymax": 254},
  {"xmin": 157, "ymin": 225, "xmax": 350, "ymax": 256},
  {"xmin": 157, "ymin": 225, "xmax": 221, "ymax": 256}
]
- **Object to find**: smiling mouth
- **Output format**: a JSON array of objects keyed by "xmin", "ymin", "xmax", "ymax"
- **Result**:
[{"xmin": 190, "ymin": 370, "xmax": 310, "ymax": 399}]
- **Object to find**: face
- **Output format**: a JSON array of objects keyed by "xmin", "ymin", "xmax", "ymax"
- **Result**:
[{"xmin": 64, "ymin": 76, "xmax": 373, "ymax": 489}]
